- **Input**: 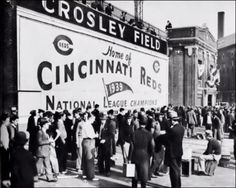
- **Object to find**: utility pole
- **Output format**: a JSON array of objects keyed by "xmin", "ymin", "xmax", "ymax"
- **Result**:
[{"xmin": 134, "ymin": 0, "xmax": 143, "ymax": 29}]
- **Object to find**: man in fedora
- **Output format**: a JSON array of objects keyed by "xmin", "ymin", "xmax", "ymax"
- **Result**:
[
  {"xmin": 97, "ymin": 110, "xmax": 116, "ymax": 176},
  {"xmin": 159, "ymin": 110, "xmax": 185, "ymax": 188},
  {"xmin": 10, "ymin": 131, "xmax": 37, "ymax": 188},
  {"xmin": 97, "ymin": 112, "xmax": 111, "ymax": 176}
]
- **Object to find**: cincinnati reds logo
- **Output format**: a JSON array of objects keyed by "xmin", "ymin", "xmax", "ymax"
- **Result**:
[
  {"xmin": 53, "ymin": 35, "xmax": 73, "ymax": 56},
  {"xmin": 153, "ymin": 60, "xmax": 160, "ymax": 73}
]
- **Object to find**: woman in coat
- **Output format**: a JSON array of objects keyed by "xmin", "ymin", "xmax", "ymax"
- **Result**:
[
  {"xmin": 129, "ymin": 114, "xmax": 154, "ymax": 188},
  {"xmin": 27, "ymin": 110, "xmax": 38, "ymax": 156}
]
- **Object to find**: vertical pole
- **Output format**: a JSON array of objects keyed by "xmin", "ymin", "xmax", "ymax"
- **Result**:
[
  {"xmin": 102, "ymin": 78, "xmax": 109, "ymax": 105},
  {"xmin": 0, "ymin": 0, "xmax": 17, "ymax": 114}
]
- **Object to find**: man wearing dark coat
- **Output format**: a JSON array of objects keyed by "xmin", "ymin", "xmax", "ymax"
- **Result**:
[
  {"xmin": 63, "ymin": 110, "xmax": 73, "ymax": 155},
  {"xmin": 116, "ymin": 108, "xmax": 126, "ymax": 162},
  {"xmin": 92, "ymin": 104, "xmax": 101, "ymax": 134},
  {"xmin": 97, "ymin": 112, "xmax": 116, "ymax": 176},
  {"xmin": 159, "ymin": 110, "xmax": 185, "ymax": 188},
  {"xmin": 129, "ymin": 114, "xmax": 154, "ymax": 188},
  {"xmin": 10, "ymin": 131, "xmax": 37, "ymax": 188},
  {"xmin": 27, "ymin": 110, "xmax": 38, "ymax": 156}
]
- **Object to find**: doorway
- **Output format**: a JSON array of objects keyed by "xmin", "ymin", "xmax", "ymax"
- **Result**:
[{"xmin": 208, "ymin": 95, "xmax": 212, "ymax": 106}]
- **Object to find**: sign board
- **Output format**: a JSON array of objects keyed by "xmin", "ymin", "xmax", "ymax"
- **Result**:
[
  {"xmin": 17, "ymin": 0, "xmax": 167, "ymax": 54},
  {"xmin": 18, "ymin": 16, "xmax": 168, "ymax": 113},
  {"xmin": 17, "ymin": 3, "xmax": 168, "ymax": 126}
]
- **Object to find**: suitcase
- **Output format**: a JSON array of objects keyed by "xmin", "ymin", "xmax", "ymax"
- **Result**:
[
  {"xmin": 123, "ymin": 163, "xmax": 135, "ymax": 177},
  {"xmin": 219, "ymin": 155, "xmax": 230, "ymax": 167}
]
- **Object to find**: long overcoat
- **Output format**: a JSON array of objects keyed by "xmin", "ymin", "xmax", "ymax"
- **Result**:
[{"xmin": 129, "ymin": 127, "xmax": 154, "ymax": 182}]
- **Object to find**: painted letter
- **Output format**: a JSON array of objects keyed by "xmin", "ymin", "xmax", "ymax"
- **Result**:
[
  {"xmin": 87, "ymin": 11, "xmax": 95, "ymax": 28},
  {"xmin": 59, "ymin": 0, "xmax": 70, "ymax": 20},
  {"xmin": 37, "ymin": 61, "xmax": 52, "ymax": 90},
  {"xmin": 42, "ymin": 0, "xmax": 55, "ymax": 14}
]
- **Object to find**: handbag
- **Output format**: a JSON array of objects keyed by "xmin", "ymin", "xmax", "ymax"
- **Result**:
[{"xmin": 123, "ymin": 163, "xmax": 135, "ymax": 177}]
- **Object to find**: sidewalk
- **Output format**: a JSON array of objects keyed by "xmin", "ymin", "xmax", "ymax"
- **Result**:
[{"xmin": 35, "ymin": 137, "xmax": 235, "ymax": 187}]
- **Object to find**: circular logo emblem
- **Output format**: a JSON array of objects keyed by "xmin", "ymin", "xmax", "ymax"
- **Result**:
[
  {"xmin": 53, "ymin": 35, "xmax": 73, "ymax": 56},
  {"xmin": 153, "ymin": 60, "xmax": 160, "ymax": 73}
]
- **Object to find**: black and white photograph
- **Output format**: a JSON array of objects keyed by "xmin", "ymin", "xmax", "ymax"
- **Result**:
[{"xmin": 0, "ymin": 0, "xmax": 235, "ymax": 187}]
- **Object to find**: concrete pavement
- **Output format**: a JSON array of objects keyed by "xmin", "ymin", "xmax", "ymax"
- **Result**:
[{"xmin": 35, "ymin": 136, "xmax": 235, "ymax": 187}]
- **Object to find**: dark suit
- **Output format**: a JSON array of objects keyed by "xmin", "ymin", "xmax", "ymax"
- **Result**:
[
  {"xmin": 161, "ymin": 122, "xmax": 184, "ymax": 188},
  {"xmin": 129, "ymin": 127, "xmax": 154, "ymax": 188},
  {"xmin": 92, "ymin": 109, "xmax": 101, "ymax": 134},
  {"xmin": 98, "ymin": 117, "xmax": 116, "ymax": 174},
  {"xmin": 27, "ymin": 115, "xmax": 38, "ymax": 156},
  {"xmin": 10, "ymin": 146, "xmax": 37, "ymax": 188}
]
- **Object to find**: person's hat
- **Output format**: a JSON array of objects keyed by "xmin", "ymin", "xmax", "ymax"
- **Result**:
[
  {"xmin": 95, "ymin": 104, "xmax": 99, "ymax": 108},
  {"xmin": 38, "ymin": 109, "xmax": 45, "ymax": 114},
  {"xmin": 30, "ymin": 110, "xmax": 36, "ymax": 116},
  {"xmin": 99, "ymin": 113, "xmax": 107, "ymax": 120},
  {"xmin": 160, "ymin": 106, "xmax": 168, "ymax": 114},
  {"xmin": 167, "ymin": 110, "xmax": 180, "ymax": 120},
  {"xmin": 63, "ymin": 110, "xmax": 71, "ymax": 116},
  {"xmin": 15, "ymin": 131, "xmax": 28, "ymax": 146},
  {"xmin": 139, "ymin": 114, "xmax": 148, "ymax": 126},
  {"xmin": 140, "ymin": 107, "xmax": 145, "ymax": 112},
  {"xmin": 146, "ymin": 110, "xmax": 154, "ymax": 117},
  {"xmin": 107, "ymin": 109, "xmax": 114, "ymax": 115},
  {"xmin": 43, "ymin": 111, "xmax": 53, "ymax": 118},
  {"xmin": 119, "ymin": 108, "xmax": 125, "ymax": 112},
  {"xmin": 133, "ymin": 109, "xmax": 138, "ymax": 114}
]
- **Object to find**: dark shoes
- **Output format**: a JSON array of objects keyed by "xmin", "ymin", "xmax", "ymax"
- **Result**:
[
  {"xmin": 47, "ymin": 177, "xmax": 58, "ymax": 182},
  {"xmin": 197, "ymin": 171, "xmax": 208, "ymax": 176}
]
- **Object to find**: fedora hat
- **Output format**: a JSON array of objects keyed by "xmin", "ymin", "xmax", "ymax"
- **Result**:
[
  {"xmin": 167, "ymin": 110, "xmax": 180, "ymax": 120},
  {"xmin": 160, "ymin": 106, "xmax": 168, "ymax": 114},
  {"xmin": 63, "ymin": 109, "xmax": 71, "ymax": 116}
]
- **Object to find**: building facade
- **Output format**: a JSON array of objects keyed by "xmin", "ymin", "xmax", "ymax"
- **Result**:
[
  {"xmin": 217, "ymin": 33, "xmax": 236, "ymax": 105},
  {"xmin": 0, "ymin": 1, "xmax": 168, "ymax": 127},
  {"xmin": 168, "ymin": 27, "xmax": 218, "ymax": 107}
]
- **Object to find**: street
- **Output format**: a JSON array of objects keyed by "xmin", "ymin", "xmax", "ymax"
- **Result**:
[{"xmin": 35, "ymin": 133, "xmax": 235, "ymax": 188}]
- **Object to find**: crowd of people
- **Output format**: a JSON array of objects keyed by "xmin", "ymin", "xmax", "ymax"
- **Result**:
[{"xmin": 0, "ymin": 104, "xmax": 235, "ymax": 188}]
